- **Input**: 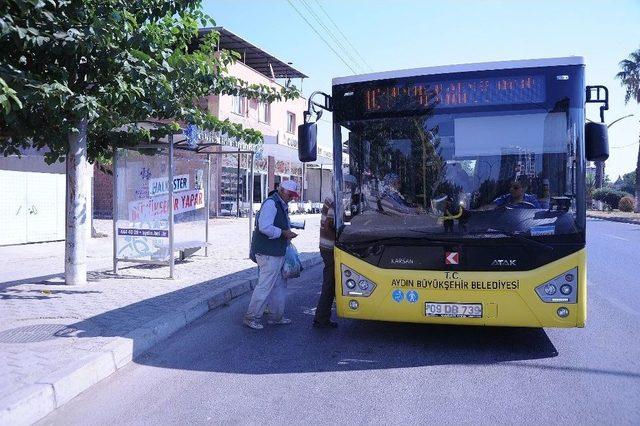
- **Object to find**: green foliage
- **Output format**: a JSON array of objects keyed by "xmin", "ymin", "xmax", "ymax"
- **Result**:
[
  {"xmin": 585, "ymin": 173, "xmax": 596, "ymax": 200},
  {"xmin": 0, "ymin": 77, "xmax": 21, "ymax": 113},
  {"xmin": 618, "ymin": 196, "xmax": 635, "ymax": 212},
  {"xmin": 616, "ymin": 47, "xmax": 640, "ymax": 214},
  {"xmin": 592, "ymin": 187, "xmax": 630, "ymax": 210},
  {"xmin": 620, "ymin": 171, "xmax": 636, "ymax": 195},
  {"xmin": 0, "ymin": 0, "xmax": 300, "ymax": 164},
  {"xmin": 616, "ymin": 47, "xmax": 640, "ymax": 104}
]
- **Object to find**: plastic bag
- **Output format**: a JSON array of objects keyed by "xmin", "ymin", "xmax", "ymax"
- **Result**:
[{"xmin": 282, "ymin": 243, "xmax": 302, "ymax": 279}]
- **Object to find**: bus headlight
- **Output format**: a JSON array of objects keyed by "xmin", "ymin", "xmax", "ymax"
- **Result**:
[
  {"xmin": 341, "ymin": 264, "xmax": 377, "ymax": 297},
  {"xmin": 557, "ymin": 307, "xmax": 570, "ymax": 318},
  {"xmin": 535, "ymin": 267, "xmax": 578, "ymax": 304}
]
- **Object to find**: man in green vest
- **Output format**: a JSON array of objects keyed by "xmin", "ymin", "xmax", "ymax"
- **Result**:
[{"xmin": 244, "ymin": 180, "xmax": 299, "ymax": 330}]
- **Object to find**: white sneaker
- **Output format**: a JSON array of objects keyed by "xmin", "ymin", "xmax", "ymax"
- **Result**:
[
  {"xmin": 268, "ymin": 318, "xmax": 292, "ymax": 325},
  {"xmin": 243, "ymin": 318, "xmax": 264, "ymax": 330}
]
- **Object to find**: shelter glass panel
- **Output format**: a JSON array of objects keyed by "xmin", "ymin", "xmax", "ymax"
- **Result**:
[
  {"xmin": 114, "ymin": 148, "xmax": 171, "ymax": 261},
  {"xmin": 172, "ymin": 155, "xmax": 208, "ymax": 249}
]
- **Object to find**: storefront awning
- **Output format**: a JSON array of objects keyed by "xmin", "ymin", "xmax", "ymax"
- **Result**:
[{"xmin": 261, "ymin": 142, "xmax": 333, "ymax": 166}]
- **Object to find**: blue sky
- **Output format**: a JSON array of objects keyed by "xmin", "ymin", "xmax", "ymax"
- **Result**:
[{"xmin": 205, "ymin": 0, "xmax": 640, "ymax": 179}]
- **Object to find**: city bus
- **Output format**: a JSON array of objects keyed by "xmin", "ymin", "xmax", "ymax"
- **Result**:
[{"xmin": 298, "ymin": 57, "xmax": 609, "ymax": 328}]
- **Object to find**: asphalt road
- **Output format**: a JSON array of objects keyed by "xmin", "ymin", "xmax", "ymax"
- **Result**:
[{"xmin": 39, "ymin": 219, "xmax": 640, "ymax": 425}]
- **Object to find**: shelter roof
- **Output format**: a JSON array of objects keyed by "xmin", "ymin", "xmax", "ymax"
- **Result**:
[{"xmin": 198, "ymin": 27, "xmax": 307, "ymax": 79}]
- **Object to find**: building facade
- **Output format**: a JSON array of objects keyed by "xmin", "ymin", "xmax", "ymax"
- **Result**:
[
  {"xmin": 201, "ymin": 27, "xmax": 308, "ymax": 215},
  {"xmin": 0, "ymin": 149, "xmax": 93, "ymax": 245},
  {"xmin": 93, "ymin": 27, "xmax": 331, "ymax": 218}
]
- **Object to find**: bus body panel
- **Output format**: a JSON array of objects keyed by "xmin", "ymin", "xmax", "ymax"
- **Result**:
[
  {"xmin": 334, "ymin": 247, "xmax": 586, "ymax": 328},
  {"xmin": 330, "ymin": 59, "xmax": 588, "ymax": 329}
]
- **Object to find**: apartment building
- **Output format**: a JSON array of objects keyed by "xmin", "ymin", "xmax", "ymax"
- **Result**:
[
  {"xmin": 200, "ymin": 27, "xmax": 308, "ymax": 216},
  {"xmin": 94, "ymin": 27, "xmax": 331, "ymax": 218}
]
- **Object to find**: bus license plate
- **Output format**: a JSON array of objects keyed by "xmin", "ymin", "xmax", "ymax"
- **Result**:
[{"xmin": 425, "ymin": 302, "xmax": 482, "ymax": 318}]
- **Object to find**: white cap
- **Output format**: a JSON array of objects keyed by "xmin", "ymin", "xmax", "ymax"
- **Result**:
[{"xmin": 280, "ymin": 180, "xmax": 299, "ymax": 197}]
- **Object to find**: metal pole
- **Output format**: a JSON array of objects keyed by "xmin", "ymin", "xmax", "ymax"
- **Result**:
[
  {"xmin": 205, "ymin": 154, "xmax": 211, "ymax": 257},
  {"xmin": 168, "ymin": 134, "xmax": 175, "ymax": 279},
  {"xmin": 249, "ymin": 152, "xmax": 254, "ymax": 253},
  {"xmin": 301, "ymin": 162, "xmax": 305, "ymax": 201},
  {"xmin": 112, "ymin": 146, "xmax": 118, "ymax": 274},
  {"xmin": 236, "ymin": 148, "xmax": 241, "ymax": 218},
  {"xmin": 333, "ymin": 123, "xmax": 344, "ymax": 230},
  {"xmin": 319, "ymin": 164, "xmax": 323, "ymax": 203}
]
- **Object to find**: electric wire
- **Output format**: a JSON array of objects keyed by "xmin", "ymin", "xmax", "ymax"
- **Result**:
[
  {"xmin": 298, "ymin": 0, "xmax": 366, "ymax": 74},
  {"xmin": 313, "ymin": 0, "xmax": 374, "ymax": 72},
  {"xmin": 610, "ymin": 140, "xmax": 640, "ymax": 149},
  {"xmin": 286, "ymin": 0, "xmax": 359, "ymax": 74}
]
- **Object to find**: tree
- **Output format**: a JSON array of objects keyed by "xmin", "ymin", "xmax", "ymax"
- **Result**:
[
  {"xmin": 620, "ymin": 171, "xmax": 636, "ymax": 195},
  {"xmin": 1, "ymin": 0, "xmax": 299, "ymax": 284},
  {"xmin": 592, "ymin": 187, "xmax": 630, "ymax": 210},
  {"xmin": 615, "ymin": 47, "xmax": 640, "ymax": 212},
  {"xmin": 585, "ymin": 172, "xmax": 596, "ymax": 202}
]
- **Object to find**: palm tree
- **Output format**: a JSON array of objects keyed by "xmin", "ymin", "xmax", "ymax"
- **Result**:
[{"xmin": 615, "ymin": 47, "xmax": 640, "ymax": 212}]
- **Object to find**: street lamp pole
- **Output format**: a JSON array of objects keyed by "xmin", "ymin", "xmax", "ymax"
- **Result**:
[{"xmin": 590, "ymin": 114, "xmax": 635, "ymax": 188}]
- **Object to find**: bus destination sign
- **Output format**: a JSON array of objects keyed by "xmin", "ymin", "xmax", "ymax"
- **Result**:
[{"xmin": 363, "ymin": 75, "xmax": 545, "ymax": 113}]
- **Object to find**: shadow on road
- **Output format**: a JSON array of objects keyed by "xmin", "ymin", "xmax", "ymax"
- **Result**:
[
  {"xmin": 139, "ymin": 321, "xmax": 559, "ymax": 375},
  {"xmin": 134, "ymin": 262, "xmax": 560, "ymax": 375}
]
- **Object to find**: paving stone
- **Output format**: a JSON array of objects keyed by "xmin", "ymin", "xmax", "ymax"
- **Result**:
[{"xmin": 0, "ymin": 215, "xmax": 322, "ymax": 423}]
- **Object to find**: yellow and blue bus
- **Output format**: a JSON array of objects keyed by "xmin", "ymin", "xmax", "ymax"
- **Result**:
[{"xmin": 299, "ymin": 57, "xmax": 609, "ymax": 328}]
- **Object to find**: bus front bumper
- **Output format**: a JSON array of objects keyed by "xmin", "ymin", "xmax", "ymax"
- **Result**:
[{"xmin": 334, "ymin": 247, "xmax": 587, "ymax": 328}]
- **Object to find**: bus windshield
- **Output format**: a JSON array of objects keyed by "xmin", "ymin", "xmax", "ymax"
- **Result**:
[{"xmin": 337, "ymin": 103, "xmax": 582, "ymax": 243}]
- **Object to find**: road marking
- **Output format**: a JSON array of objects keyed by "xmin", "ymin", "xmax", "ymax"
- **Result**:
[
  {"xmin": 603, "ymin": 234, "xmax": 629, "ymax": 241},
  {"xmin": 337, "ymin": 358, "xmax": 378, "ymax": 365}
]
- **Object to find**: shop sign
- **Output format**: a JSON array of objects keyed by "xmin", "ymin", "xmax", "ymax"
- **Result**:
[
  {"xmin": 195, "ymin": 126, "xmax": 263, "ymax": 152},
  {"xmin": 115, "ymin": 219, "xmax": 169, "ymax": 260},
  {"xmin": 128, "ymin": 189, "xmax": 205, "ymax": 221},
  {"xmin": 284, "ymin": 137, "xmax": 298, "ymax": 148},
  {"xmin": 148, "ymin": 174, "xmax": 190, "ymax": 197},
  {"xmin": 275, "ymin": 160, "xmax": 290, "ymax": 175}
]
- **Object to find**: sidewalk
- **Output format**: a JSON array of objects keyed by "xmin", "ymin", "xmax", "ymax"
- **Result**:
[
  {"xmin": 0, "ymin": 215, "xmax": 323, "ymax": 425},
  {"xmin": 586, "ymin": 209, "xmax": 640, "ymax": 225}
]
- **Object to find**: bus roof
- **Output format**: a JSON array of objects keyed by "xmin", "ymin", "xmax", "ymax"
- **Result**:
[{"xmin": 332, "ymin": 56, "xmax": 584, "ymax": 86}]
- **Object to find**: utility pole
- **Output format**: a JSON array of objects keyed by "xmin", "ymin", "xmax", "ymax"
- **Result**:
[{"xmin": 592, "ymin": 114, "xmax": 635, "ymax": 188}]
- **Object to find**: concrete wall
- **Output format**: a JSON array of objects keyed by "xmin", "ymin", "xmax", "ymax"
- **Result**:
[
  {"xmin": 93, "ymin": 164, "xmax": 113, "ymax": 218},
  {"xmin": 0, "ymin": 153, "xmax": 93, "ymax": 244}
]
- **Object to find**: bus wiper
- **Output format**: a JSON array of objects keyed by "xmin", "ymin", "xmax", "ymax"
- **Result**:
[
  {"xmin": 340, "ymin": 234, "xmax": 460, "ymax": 248},
  {"xmin": 481, "ymin": 229, "xmax": 554, "ymax": 252},
  {"xmin": 407, "ymin": 229, "xmax": 464, "ymax": 241}
]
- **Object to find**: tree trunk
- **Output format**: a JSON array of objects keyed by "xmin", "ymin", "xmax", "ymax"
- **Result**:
[
  {"xmin": 595, "ymin": 160, "xmax": 604, "ymax": 189},
  {"xmin": 635, "ymin": 134, "xmax": 640, "ymax": 213},
  {"xmin": 65, "ymin": 118, "xmax": 89, "ymax": 285}
]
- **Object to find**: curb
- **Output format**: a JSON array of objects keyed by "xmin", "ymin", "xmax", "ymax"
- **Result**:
[
  {"xmin": 586, "ymin": 213, "xmax": 640, "ymax": 226},
  {"xmin": 0, "ymin": 256, "xmax": 322, "ymax": 426}
]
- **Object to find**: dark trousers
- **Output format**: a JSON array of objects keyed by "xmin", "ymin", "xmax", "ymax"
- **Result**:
[{"xmin": 314, "ymin": 248, "xmax": 335, "ymax": 323}]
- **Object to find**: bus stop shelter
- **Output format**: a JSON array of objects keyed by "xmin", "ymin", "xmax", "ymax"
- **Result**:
[{"xmin": 112, "ymin": 127, "xmax": 258, "ymax": 278}]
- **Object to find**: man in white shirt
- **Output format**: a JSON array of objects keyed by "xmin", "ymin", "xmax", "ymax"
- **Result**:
[{"xmin": 244, "ymin": 180, "xmax": 299, "ymax": 330}]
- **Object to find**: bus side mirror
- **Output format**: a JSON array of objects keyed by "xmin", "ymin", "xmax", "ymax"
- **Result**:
[
  {"xmin": 298, "ymin": 122, "xmax": 317, "ymax": 162},
  {"xmin": 585, "ymin": 122, "xmax": 609, "ymax": 162}
]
